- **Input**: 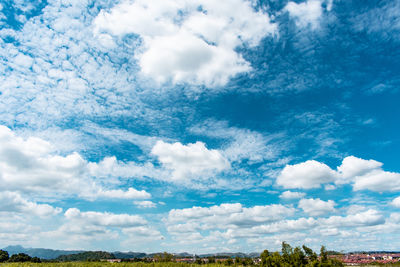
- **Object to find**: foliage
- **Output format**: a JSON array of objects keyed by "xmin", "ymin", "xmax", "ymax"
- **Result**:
[
  {"xmin": 225, "ymin": 258, "xmax": 234, "ymax": 265},
  {"xmin": 154, "ymin": 252, "xmax": 174, "ymax": 262},
  {"xmin": 260, "ymin": 242, "xmax": 344, "ymax": 267},
  {"xmin": 207, "ymin": 256, "xmax": 216, "ymax": 263},
  {"xmin": 55, "ymin": 251, "xmax": 115, "ymax": 262},
  {"xmin": 8, "ymin": 253, "xmax": 33, "ymax": 262},
  {"xmin": 0, "ymin": 242, "xmax": 346, "ymax": 266},
  {"xmin": 0, "ymin": 249, "xmax": 9, "ymax": 262}
]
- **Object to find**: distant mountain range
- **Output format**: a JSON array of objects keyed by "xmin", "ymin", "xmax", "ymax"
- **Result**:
[
  {"xmin": 3, "ymin": 245, "xmax": 83, "ymax": 260},
  {"xmin": 2, "ymin": 245, "xmax": 261, "ymax": 260}
]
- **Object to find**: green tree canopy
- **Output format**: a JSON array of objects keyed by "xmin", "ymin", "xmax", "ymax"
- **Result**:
[
  {"xmin": 8, "ymin": 253, "xmax": 32, "ymax": 262},
  {"xmin": 260, "ymin": 242, "xmax": 343, "ymax": 267},
  {"xmin": 0, "ymin": 250, "xmax": 9, "ymax": 262}
]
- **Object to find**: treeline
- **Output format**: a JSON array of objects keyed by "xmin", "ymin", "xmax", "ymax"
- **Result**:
[
  {"xmin": 55, "ymin": 251, "xmax": 115, "ymax": 261},
  {"xmin": 260, "ymin": 242, "xmax": 343, "ymax": 267},
  {"xmin": 0, "ymin": 250, "xmax": 41, "ymax": 263},
  {"xmin": 0, "ymin": 250, "xmax": 114, "ymax": 263},
  {"xmin": 0, "ymin": 242, "xmax": 344, "ymax": 266}
]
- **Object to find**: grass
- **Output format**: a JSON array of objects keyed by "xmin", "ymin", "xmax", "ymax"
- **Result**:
[{"xmin": 0, "ymin": 263, "xmax": 224, "ymax": 267}]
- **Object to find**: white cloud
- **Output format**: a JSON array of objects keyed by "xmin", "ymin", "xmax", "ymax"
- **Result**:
[
  {"xmin": 336, "ymin": 156, "xmax": 382, "ymax": 183},
  {"xmin": 167, "ymin": 203, "xmax": 295, "ymax": 232},
  {"xmin": 0, "ymin": 191, "xmax": 61, "ymax": 217},
  {"xmin": 280, "ymin": 190, "xmax": 306, "ymax": 200},
  {"xmin": 42, "ymin": 208, "xmax": 162, "ymax": 249},
  {"xmin": 151, "ymin": 140, "xmax": 230, "ymax": 181},
  {"xmin": 298, "ymin": 198, "xmax": 336, "ymax": 216},
  {"xmin": 391, "ymin": 196, "xmax": 400, "ymax": 208},
  {"xmin": 321, "ymin": 209, "xmax": 384, "ymax": 227},
  {"xmin": 164, "ymin": 201, "xmax": 388, "ymax": 253},
  {"xmin": 134, "ymin": 200, "xmax": 157, "ymax": 209},
  {"xmin": 97, "ymin": 188, "xmax": 151, "ymax": 200},
  {"xmin": 276, "ymin": 160, "xmax": 337, "ymax": 189},
  {"xmin": 13, "ymin": 53, "xmax": 34, "ymax": 69},
  {"xmin": 0, "ymin": 125, "xmax": 151, "ymax": 200},
  {"xmin": 339, "ymin": 157, "xmax": 400, "ymax": 192},
  {"xmin": 121, "ymin": 226, "xmax": 162, "ymax": 239},
  {"xmin": 277, "ymin": 156, "xmax": 400, "ymax": 192},
  {"xmin": 0, "ymin": 0, "xmax": 168, "ymax": 130},
  {"xmin": 64, "ymin": 208, "xmax": 146, "ymax": 227},
  {"xmin": 285, "ymin": 0, "xmax": 323, "ymax": 29},
  {"xmin": 94, "ymin": 0, "xmax": 276, "ymax": 87},
  {"xmin": 352, "ymin": 169, "xmax": 400, "ymax": 192},
  {"xmin": 190, "ymin": 120, "xmax": 282, "ymax": 164},
  {"xmin": 87, "ymin": 156, "xmax": 164, "ymax": 182}
]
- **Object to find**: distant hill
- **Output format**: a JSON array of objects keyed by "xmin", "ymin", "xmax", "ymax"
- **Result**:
[
  {"xmin": 198, "ymin": 252, "xmax": 256, "ymax": 258},
  {"xmin": 56, "ymin": 251, "xmax": 115, "ymax": 261},
  {"xmin": 113, "ymin": 252, "xmax": 147, "ymax": 259},
  {"xmin": 173, "ymin": 252, "xmax": 193, "ymax": 258},
  {"xmin": 2, "ymin": 245, "xmax": 262, "ymax": 260},
  {"xmin": 3, "ymin": 245, "xmax": 83, "ymax": 260}
]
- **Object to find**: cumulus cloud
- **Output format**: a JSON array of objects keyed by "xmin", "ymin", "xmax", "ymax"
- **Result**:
[
  {"xmin": 134, "ymin": 200, "xmax": 157, "ymax": 209},
  {"xmin": 43, "ymin": 208, "xmax": 162, "ymax": 248},
  {"xmin": 164, "ymin": 202, "xmax": 387, "ymax": 253},
  {"xmin": 298, "ymin": 198, "xmax": 336, "ymax": 216},
  {"xmin": 280, "ymin": 191, "xmax": 306, "ymax": 200},
  {"xmin": 391, "ymin": 196, "xmax": 400, "ymax": 208},
  {"xmin": 64, "ymin": 208, "xmax": 146, "ymax": 227},
  {"xmin": 285, "ymin": 0, "xmax": 323, "ymax": 29},
  {"xmin": 167, "ymin": 203, "xmax": 295, "ymax": 231},
  {"xmin": 94, "ymin": 0, "xmax": 276, "ymax": 87},
  {"xmin": 0, "ymin": 125, "xmax": 151, "ymax": 200},
  {"xmin": 321, "ymin": 209, "xmax": 384, "ymax": 227},
  {"xmin": 276, "ymin": 156, "xmax": 400, "ymax": 192},
  {"xmin": 0, "ymin": 191, "xmax": 61, "ymax": 217},
  {"xmin": 336, "ymin": 156, "xmax": 382, "ymax": 183},
  {"xmin": 97, "ymin": 188, "xmax": 151, "ymax": 200},
  {"xmin": 276, "ymin": 160, "xmax": 337, "ymax": 189},
  {"xmin": 151, "ymin": 140, "xmax": 230, "ymax": 181},
  {"xmin": 352, "ymin": 170, "xmax": 400, "ymax": 192}
]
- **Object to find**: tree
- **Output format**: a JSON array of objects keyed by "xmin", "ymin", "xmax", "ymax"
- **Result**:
[
  {"xmin": 303, "ymin": 245, "xmax": 317, "ymax": 262},
  {"xmin": 8, "ymin": 253, "xmax": 32, "ymax": 262},
  {"xmin": 234, "ymin": 256, "xmax": 241, "ymax": 265},
  {"xmin": 292, "ymin": 246, "xmax": 307, "ymax": 266},
  {"xmin": 260, "ymin": 249, "xmax": 269, "ymax": 266},
  {"xmin": 31, "ymin": 256, "xmax": 41, "ymax": 263},
  {"xmin": 225, "ymin": 258, "xmax": 234, "ymax": 265},
  {"xmin": 242, "ymin": 257, "xmax": 253, "ymax": 266},
  {"xmin": 260, "ymin": 242, "xmax": 343, "ymax": 267},
  {"xmin": 320, "ymin": 246, "xmax": 328, "ymax": 263},
  {"xmin": 208, "ymin": 256, "xmax": 216, "ymax": 263},
  {"xmin": 154, "ymin": 252, "xmax": 173, "ymax": 262},
  {"xmin": 0, "ymin": 250, "xmax": 9, "ymax": 262}
]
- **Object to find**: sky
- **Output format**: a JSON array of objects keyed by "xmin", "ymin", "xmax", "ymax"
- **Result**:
[{"xmin": 0, "ymin": 0, "xmax": 400, "ymax": 254}]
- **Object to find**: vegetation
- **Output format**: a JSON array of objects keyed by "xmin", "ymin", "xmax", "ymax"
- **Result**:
[
  {"xmin": 0, "ymin": 242, "xmax": 366, "ymax": 266},
  {"xmin": 260, "ymin": 242, "xmax": 343, "ymax": 267},
  {"xmin": 154, "ymin": 252, "xmax": 174, "ymax": 262},
  {"xmin": 8, "ymin": 253, "xmax": 41, "ymax": 263},
  {"xmin": 0, "ymin": 249, "xmax": 9, "ymax": 262},
  {"xmin": 55, "ymin": 251, "xmax": 115, "ymax": 262}
]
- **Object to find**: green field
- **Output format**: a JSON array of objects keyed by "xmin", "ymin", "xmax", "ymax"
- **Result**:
[
  {"xmin": 3, "ymin": 263, "xmax": 400, "ymax": 267},
  {"xmin": 0, "ymin": 263, "xmax": 213, "ymax": 267}
]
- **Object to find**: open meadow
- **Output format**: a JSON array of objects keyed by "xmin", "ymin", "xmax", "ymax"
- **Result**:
[
  {"xmin": 0, "ymin": 263, "xmax": 213, "ymax": 267},
  {"xmin": 3, "ymin": 263, "xmax": 400, "ymax": 267}
]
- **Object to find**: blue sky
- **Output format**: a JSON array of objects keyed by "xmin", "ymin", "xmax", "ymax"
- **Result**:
[{"xmin": 0, "ymin": 0, "xmax": 400, "ymax": 254}]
